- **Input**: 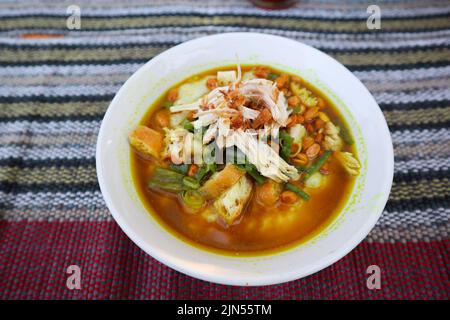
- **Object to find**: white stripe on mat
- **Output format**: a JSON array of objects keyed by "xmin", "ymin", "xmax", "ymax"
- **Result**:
[
  {"xmin": 2, "ymin": 26, "xmax": 450, "ymax": 43},
  {"xmin": 1, "ymin": 191, "xmax": 105, "ymax": 209},
  {"xmin": 394, "ymin": 157, "xmax": 450, "ymax": 174},
  {"xmin": 0, "ymin": 145, "xmax": 95, "ymax": 160},
  {"xmin": 379, "ymin": 207, "xmax": 449, "ymax": 228},
  {"xmin": 0, "ymin": 120, "xmax": 100, "ymax": 135},
  {"xmin": 391, "ymin": 128, "xmax": 450, "ymax": 143},
  {"xmin": 2, "ymin": 29, "xmax": 450, "ymax": 50}
]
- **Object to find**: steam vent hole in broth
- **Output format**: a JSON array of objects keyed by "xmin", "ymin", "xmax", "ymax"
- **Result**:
[{"xmin": 129, "ymin": 65, "xmax": 360, "ymax": 256}]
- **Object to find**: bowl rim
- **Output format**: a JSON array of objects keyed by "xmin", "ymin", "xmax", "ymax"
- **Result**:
[{"xmin": 96, "ymin": 32, "xmax": 394, "ymax": 286}]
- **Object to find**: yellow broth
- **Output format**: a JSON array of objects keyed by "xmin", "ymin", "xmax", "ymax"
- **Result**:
[{"xmin": 131, "ymin": 66, "xmax": 357, "ymax": 256}]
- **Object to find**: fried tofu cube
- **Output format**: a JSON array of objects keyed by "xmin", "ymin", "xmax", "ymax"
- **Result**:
[
  {"xmin": 199, "ymin": 164, "xmax": 246, "ymax": 199},
  {"xmin": 128, "ymin": 125, "xmax": 163, "ymax": 159},
  {"xmin": 214, "ymin": 175, "xmax": 253, "ymax": 225}
]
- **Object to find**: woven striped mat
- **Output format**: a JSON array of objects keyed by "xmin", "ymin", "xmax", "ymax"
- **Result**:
[{"xmin": 0, "ymin": 0, "xmax": 449, "ymax": 299}]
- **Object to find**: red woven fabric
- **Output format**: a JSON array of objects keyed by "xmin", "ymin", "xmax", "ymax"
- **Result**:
[{"xmin": 1, "ymin": 221, "xmax": 448, "ymax": 299}]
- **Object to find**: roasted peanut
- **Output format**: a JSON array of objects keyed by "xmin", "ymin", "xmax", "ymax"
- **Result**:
[
  {"xmin": 315, "ymin": 132, "xmax": 324, "ymax": 143},
  {"xmin": 302, "ymin": 136, "xmax": 315, "ymax": 150},
  {"xmin": 315, "ymin": 118, "xmax": 324, "ymax": 130},
  {"xmin": 154, "ymin": 109, "xmax": 170, "ymax": 128},
  {"xmin": 254, "ymin": 66, "xmax": 270, "ymax": 78},
  {"xmin": 306, "ymin": 143, "xmax": 321, "ymax": 159},
  {"xmin": 292, "ymin": 153, "xmax": 308, "ymax": 166},
  {"xmin": 206, "ymin": 77, "xmax": 218, "ymax": 90},
  {"xmin": 280, "ymin": 191, "xmax": 299, "ymax": 204},
  {"xmin": 167, "ymin": 88, "xmax": 179, "ymax": 102},
  {"xmin": 287, "ymin": 95, "xmax": 300, "ymax": 107},
  {"xmin": 317, "ymin": 97, "xmax": 326, "ymax": 109},
  {"xmin": 275, "ymin": 74, "xmax": 290, "ymax": 89},
  {"xmin": 304, "ymin": 106, "xmax": 319, "ymax": 122},
  {"xmin": 319, "ymin": 163, "xmax": 330, "ymax": 175},
  {"xmin": 287, "ymin": 114, "xmax": 298, "ymax": 128}
]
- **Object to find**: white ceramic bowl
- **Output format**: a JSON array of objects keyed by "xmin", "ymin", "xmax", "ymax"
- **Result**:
[{"xmin": 96, "ymin": 33, "xmax": 393, "ymax": 286}]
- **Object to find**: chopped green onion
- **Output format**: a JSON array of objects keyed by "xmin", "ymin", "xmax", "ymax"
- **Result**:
[
  {"xmin": 244, "ymin": 163, "xmax": 266, "ymax": 185},
  {"xmin": 267, "ymin": 73, "xmax": 278, "ymax": 81},
  {"xmin": 193, "ymin": 162, "xmax": 217, "ymax": 183},
  {"xmin": 285, "ymin": 183, "xmax": 310, "ymax": 201},
  {"xmin": 279, "ymin": 130, "xmax": 293, "ymax": 160},
  {"xmin": 194, "ymin": 165, "xmax": 208, "ymax": 181},
  {"xmin": 182, "ymin": 176, "xmax": 200, "ymax": 189},
  {"xmin": 148, "ymin": 167, "xmax": 186, "ymax": 192},
  {"xmin": 182, "ymin": 119, "xmax": 194, "ymax": 132},
  {"xmin": 163, "ymin": 101, "xmax": 173, "ymax": 108},
  {"xmin": 304, "ymin": 150, "xmax": 332, "ymax": 179},
  {"xmin": 207, "ymin": 163, "xmax": 217, "ymax": 173},
  {"xmin": 193, "ymin": 165, "xmax": 208, "ymax": 182},
  {"xmin": 169, "ymin": 163, "xmax": 189, "ymax": 175},
  {"xmin": 293, "ymin": 106, "xmax": 301, "ymax": 113},
  {"xmin": 181, "ymin": 190, "xmax": 205, "ymax": 209},
  {"xmin": 295, "ymin": 165, "xmax": 309, "ymax": 173}
]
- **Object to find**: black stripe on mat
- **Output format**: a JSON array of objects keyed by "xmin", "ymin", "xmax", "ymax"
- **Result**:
[
  {"xmin": 2, "ymin": 12, "xmax": 449, "ymax": 21},
  {"xmin": 379, "ymin": 100, "xmax": 450, "ymax": 111},
  {"xmin": 385, "ymin": 196, "xmax": 450, "ymax": 213},
  {"xmin": 1, "ymin": 42, "xmax": 449, "ymax": 54},
  {"xmin": 0, "ymin": 157, "xmax": 95, "ymax": 168}
]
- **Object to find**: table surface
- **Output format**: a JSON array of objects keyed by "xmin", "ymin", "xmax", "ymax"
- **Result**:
[{"xmin": 0, "ymin": 0, "xmax": 449, "ymax": 299}]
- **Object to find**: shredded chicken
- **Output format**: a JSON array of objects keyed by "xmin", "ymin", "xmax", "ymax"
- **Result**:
[
  {"xmin": 170, "ymin": 77, "xmax": 290, "ymax": 129},
  {"xmin": 241, "ymin": 106, "xmax": 260, "ymax": 120},
  {"xmin": 166, "ymin": 66, "xmax": 300, "ymax": 180},
  {"xmin": 239, "ymin": 79, "xmax": 291, "ymax": 126},
  {"xmin": 232, "ymin": 130, "xmax": 299, "ymax": 182}
]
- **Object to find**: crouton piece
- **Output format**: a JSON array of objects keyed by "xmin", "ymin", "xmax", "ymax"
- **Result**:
[
  {"xmin": 214, "ymin": 175, "xmax": 253, "ymax": 225},
  {"xmin": 335, "ymin": 151, "xmax": 360, "ymax": 176},
  {"xmin": 128, "ymin": 125, "xmax": 163, "ymax": 159},
  {"xmin": 290, "ymin": 82, "xmax": 318, "ymax": 107},
  {"xmin": 199, "ymin": 164, "xmax": 245, "ymax": 199},
  {"xmin": 323, "ymin": 122, "xmax": 343, "ymax": 151}
]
